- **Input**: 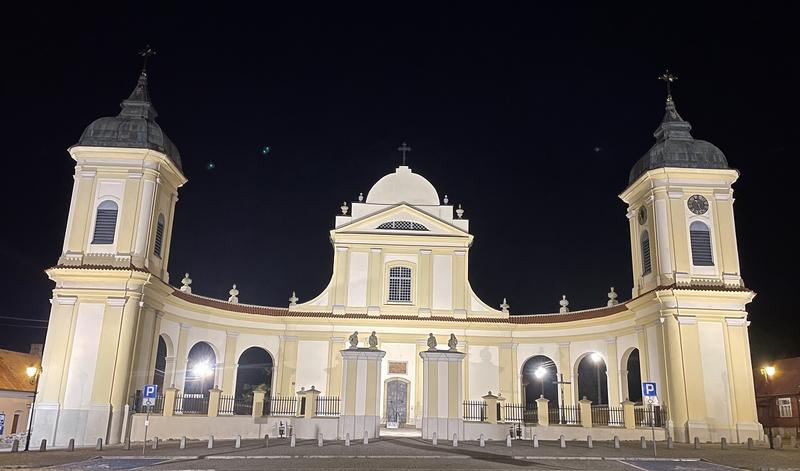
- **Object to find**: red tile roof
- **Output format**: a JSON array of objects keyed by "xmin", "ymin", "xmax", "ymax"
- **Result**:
[{"xmin": 0, "ymin": 349, "xmax": 39, "ymax": 393}]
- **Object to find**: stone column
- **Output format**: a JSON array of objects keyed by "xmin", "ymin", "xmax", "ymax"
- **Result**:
[
  {"xmin": 221, "ymin": 332, "xmax": 239, "ymax": 394},
  {"xmin": 163, "ymin": 387, "xmax": 179, "ymax": 417},
  {"xmin": 276, "ymin": 336, "xmax": 298, "ymax": 396},
  {"xmin": 622, "ymin": 400, "xmax": 636, "ymax": 429},
  {"xmin": 498, "ymin": 343, "xmax": 518, "ymax": 402},
  {"xmin": 301, "ymin": 386, "xmax": 322, "ymax": 417},
  {"xmin": 676, "ymin": 315, "xmax": 710, "ymax": 442},
  {"xmin": 208, "ymin": 387, "xmax": 222, "ymax": 417},
  {"xmin": 326, "ymin": 337, "xmax": 345, "ymax": 396},
  {"xmin": 339, "ymin": 348, "xmax": 386, "ymax": 440},
  {"xmin": 414, "ymin": 340, "xmax": 426, "ymax": 426},
  {"xmin": 606, "ymin": 338, "xmax": 620, "ymax": 407},
  {"xmin": 366, "ymin": 248, "xmax": 382, "ymax": 316},
  {"xmin": 174, "ymin": 324, "xmax": 191, "ymax": 392},
  {"xmin": 536, "ymin": 397, "xmax": 550, "ymax": 426},
  {"xmin": 252, "ymin": 387, "xmax": 267, "ymax": 417},
  {"xmin": 579, "ymin": 398, "xmax": 593, "ymax": 428},
  {"xmin": 417, "ymin": 249, "xmax": 432, "ymax": 317},
  {"xmin": 419, "ymin": 350, "xmax": 466, "ymax": 440},
  {"xmin": 483, "ymin": 392, "xmax": 499, "ymax": 424},
  {"xmin": 332, "ymin": 246, "xmax": 350, "ymax": 315},
  {"xmin": 452, "ymin": 251, "xmax": 467, "ymax": 319},
  {"xmin": 636, "ymin": 326, "xmax": 651, "ymax": 381},
  {"xmin": 661, "ymin": 315, "xmax": 689, "ymax": 442},
  {"xmin": 724, "ymin": 318, "xmax": 760, "ymax": 442}
]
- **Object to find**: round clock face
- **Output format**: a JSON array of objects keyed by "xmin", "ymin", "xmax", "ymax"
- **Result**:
[
  {"xmin": 687, "ymin": 195, "xmax": 709, "ymax": 215},
  {"xmin": 637, "ymin": 206, "xmax": 647, "ymax": 225}
]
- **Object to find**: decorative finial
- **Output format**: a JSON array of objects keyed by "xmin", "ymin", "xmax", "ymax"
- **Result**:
[
  {"xmin": 289, "ymin": 291, "xmax": 299, "ymax": 307},
  {"xmin": 456, "ymin": 204, "xmax": 464, "ymax": 219},
  {"xmin": 138, "ymin": 45, "xmax": 157, "ymax": 75},
  {"xmin": 448, "ymin": 333, "xmax": 458, "ymax": 351},
  {"xmin": 180, "ymin": 273, "xmax": 192, "ymax": 293},
  {"xmin": 443, "ymin": 195, "xmax": 449, "ymax": 205},
  {"xmin": 658, "ymin": 69, "xmax": 678, "ymax": 102},
  {"xmin": 358, "ymin": 192, "xmax": 364, "ymax": 202},
  {"xmin": 341, "ymin": 201, "xmax": 349, "ymax": 215},
  {"xmin": 559, "ymin": 295, "xmax": 570, "ymax": 313},
  {"xmin": 348, "ymin": 331, "xmax": 359, "ymax": 349},
  {"xmin": 398, "ymin": 142, "xmax": 411, "ymax": 166},
  {"xmin": 426, "ymin": 333, "xmax": 438, "ymax": 351},
  {"xmin": 607, "ymin": 287, "xmax": 619, "ymax": 306},
  {"xmin": 368, "ymin": 331, "xmax": 378, "ymax": 350},
  {"xmin": 500, "ymin": 298, "xmax": 509, "ymax": 313},
  {"xmin": 228, "ymin": 284, "xmax": 239, "ymax": 304}
]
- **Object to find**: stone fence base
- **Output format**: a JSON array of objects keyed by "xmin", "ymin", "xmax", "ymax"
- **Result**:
[
  {"xmin": 128, "ymin": 415, "xmax": 339, "ymax": 442},
  {"xmin": 462, "ymin": 422, "xmax": 667, "ymax": 442}
]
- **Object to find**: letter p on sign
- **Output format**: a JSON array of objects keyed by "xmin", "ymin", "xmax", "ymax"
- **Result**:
[{"xmin": 642, "ymin": 382, "xmax": 657, "ymax": 397}]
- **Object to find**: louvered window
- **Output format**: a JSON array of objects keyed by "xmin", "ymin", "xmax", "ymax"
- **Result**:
[
  {"xmin": 154, "ymin": 214, "xmax": 165, "ymax": 258},
  {"xmin": 640, "ymin": 231, "xmax": 652, "ymax": 275},
  {"xmin": 91, "ymin": 200, "xmax": 118, "ymax": 244},
  {"xmin": 376, "ymin": 221, "xmax": 429, "ymax": 231},
  {"xmin": 388, "ymin": 266, "xmax": 412, "ymax": 302},
  {"xmin": 690, "ymin": 221, "xmax": 714, "ymax": 266}
]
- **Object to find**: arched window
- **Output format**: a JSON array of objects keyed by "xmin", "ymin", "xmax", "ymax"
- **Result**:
[
  {"xmin": 153, "ymin": 214, "xmax": 165, "ymax": 257},
  {"xmin": 577, "ymin": 353, "xmax": 608, "ymax": 406},
  {"xmin": 690, "ymin": 221, "xmax": 714, "ymax": 266},
  {"xmin": 521, "ymin": 355, "xmax": 558, "ymax": 405},
  {"xmin": 640, "ymin": 231, "xmax": 652, "ymax": 275},
  {"xmin": 184, "ymin": 342, "xmax": 216, "ymax": 395},
  {"xmin": 153, "ymin": 336, "xmax": 168, "ymax": 392},
  {"xmin": 91, "ymin": 200, "xmax": 118, "ymax": 244},
  {"xmin": 235, "ymin": 347, "xmax": 274, "ymax": 401},
  {"xmin": 388, "ymin": 266, "xmax": 412, "ymax": 302}
]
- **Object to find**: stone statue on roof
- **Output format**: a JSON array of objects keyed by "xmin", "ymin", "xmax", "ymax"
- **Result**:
[
  {"xmin": 427, "ymin": 333, "xmax": 437, "ymax": 351},
  {"xmin": 368, "ymin": 331, "xmax": 378, "ymax": 350},
  {"xmin": 348, "ymin": 331, "xmax": 359, "ymax": 349},
  {"xmin": 448, "ymin": 334, "xmax": 458, "ymax": 351}
]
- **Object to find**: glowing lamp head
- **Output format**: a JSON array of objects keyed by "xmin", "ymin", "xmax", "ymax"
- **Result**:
[
  {"xmin": 192, "ymin": 361, "xmax": 213, "ymax": 378},
  {"xmin": 590, "ymin": 353, "xmax": 602, "ymax": 363},
  {"xmin": 764, "ymin": 366, "xmax": 776, "ymax": 377},
  {"xmin": 26, "ymin": 366, "xmax": 38, "ymax": 378},
  {"xmin": 534, "ymin": 366, "xmax": 547, "ymax": 379}
]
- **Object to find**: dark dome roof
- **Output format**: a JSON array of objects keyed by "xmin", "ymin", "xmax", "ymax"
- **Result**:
[
  {"xmin": 628, "ymin": 99, "xmax": 727, "ymax": 184},
  {"xmin": 77, "ymin": 73, "xmax": 182, "ymax": 171}
]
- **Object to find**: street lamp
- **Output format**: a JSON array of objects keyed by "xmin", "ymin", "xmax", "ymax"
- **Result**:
[
  {"xmin": 534, "ymin": 366, "xmax": 547, "ymax": 398},
  {"xmin": 759, "ymin": 364, "xmax": 777, "ymax": 449},
  {"xmin": 24, "ymin": 365, "xmax": 41, "ymax": 452},
  {"xmin": 591, "ymin": 353, "xmax": 602, "ymax": 405},
  {"xmin": 192, "ymin": 360, "xmax": 214, "ymax": 394}
]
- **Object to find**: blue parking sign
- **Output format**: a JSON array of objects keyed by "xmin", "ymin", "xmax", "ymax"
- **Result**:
[
  {"xmin": 143, "ymin": 384, "xmax": 158, "ymax": 398},
  {"xmin": 642, "ymin": 382, "xmax": 657, "ymax": 397}
]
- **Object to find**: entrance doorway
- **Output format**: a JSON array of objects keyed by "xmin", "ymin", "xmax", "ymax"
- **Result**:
[{"xmin": 385, "ymin": 379, "xmax": 408, "ymax": 424}]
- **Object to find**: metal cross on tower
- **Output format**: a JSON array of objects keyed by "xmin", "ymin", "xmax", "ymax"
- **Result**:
[
  {"xmin": 138, "ymin": 45, "xmax": 157, "ymax": 75},
  {"xmin": 397, "ymin": 142, "xmax": 411, "ymax": 166},
  {"xmin": 658, "ymin": 69, "xmax": 678, "ymax": 101}
]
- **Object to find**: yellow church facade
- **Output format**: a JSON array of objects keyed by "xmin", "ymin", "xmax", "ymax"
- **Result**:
[{"xmin": 31, "ymin": 70, "xmax": 760, "ymax": 447}]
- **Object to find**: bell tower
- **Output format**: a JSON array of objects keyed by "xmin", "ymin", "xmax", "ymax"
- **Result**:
[
  {"xmin": 619, "ymin": 74, "xmax": 758, "ymax": 443},
  {"xmin": 33, "ymin": 55, "xmax": 187, "ymax": 447}
]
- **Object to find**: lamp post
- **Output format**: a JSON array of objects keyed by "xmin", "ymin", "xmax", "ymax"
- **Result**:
[
  {"xmin": 591, "ymin": 353, "xmax": 602, "ymax": 405},
  {"xmin": 534, "ymin": 366, "xmax": 547, "ymax": 398},
  {"xmin": 760, "ymin": 365, "xmax": 776, "ymax": 449},
  {"xmin": 24, "ymin": 365, "xmax": 41, "ymax": 452}
]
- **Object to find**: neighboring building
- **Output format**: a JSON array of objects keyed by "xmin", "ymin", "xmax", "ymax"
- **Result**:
[
  {"xmin": 31, "ymin": 67, "xmax": 760, "ymax": 447},
  {"xmin": 0, "ymin": 345, "xmax": 41, "ymax": 439},
  {"xmin": 754, "ymin": 357, "xmax": 800, "ymax": 438}
]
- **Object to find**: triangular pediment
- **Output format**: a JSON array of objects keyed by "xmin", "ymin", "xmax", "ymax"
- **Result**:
[{"xmin": 334, "ymin": 203, "xmax": 470, "ymax": 238}]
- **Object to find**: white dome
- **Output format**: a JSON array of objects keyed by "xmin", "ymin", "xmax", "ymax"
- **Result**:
[{"xmin": 366, "ymin": 166, "xmax": 440, "ymax": 206}]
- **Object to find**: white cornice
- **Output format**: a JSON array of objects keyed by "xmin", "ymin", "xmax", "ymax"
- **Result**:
[{"xmin": 676, "ymin": 315, "xmax": 697, "ymax": 325}]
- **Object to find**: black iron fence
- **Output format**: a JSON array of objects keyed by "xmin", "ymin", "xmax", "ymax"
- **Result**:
[
  {"xmin": 175, "ymin": 394, "xmax": 209, "ymax": 415},
  {"xmin": 463, "ymin": 400, "xmax": 487, "ymax": 422},
  {"xmin": 129, "ymin": 392, "xmax": 165, "ymax": 414},
  {"xmin": 524, "ymin": 402, "xmax": 539, "ymax": 424},
  {"xmin": 548, "ymin": 405, "xmax": 581, "ymax": 425},
  {"xmin": 316, "ymin": 396, "xmax": 340, "ymax": 416},
  {"xmin": 265, "ymin": 395, "xmax": 297, "ymax": 416},
  {"xmin": 218, "ymin": 395, "xmax": 253, "ymax": 415},
  {"xmin": 591, "ymin": 405, "xmax": 624, "ymax": 427},
  {"xmin": 634, "ymin": 406, "xmax": 668, "ymax": 427},
  {"xmin": 503, "ymin": 403, "xmax": 524, "ymax": 423}
]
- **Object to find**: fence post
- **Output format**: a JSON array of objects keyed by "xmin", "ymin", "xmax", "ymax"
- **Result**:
[
  {"xmin": 253, "ymin": 387, "xmax": 267, "ymax": 417},
  {"xmin": 295, "ymin": 387, "xmax": 307, "ymax": 417},
  {"xmin": 483, "ymin": 392, "xmax": 498, "ymax": 424},
  {"xmin": 305, "ymin": 386, "xmax": 322, "ymax": 418},
  {"xmin": 164, "ymin": 387, "xmax": 179, "ymax": 417},
  {"xmin": 621, "ymin": 400, "xmax": 635, "ymax": 429},
  {"xmin": 207, "ymin": 387, "xmax": 222, "ymax": 417},
  {"xmin": 579, "ymin": 398, "xmax": 592, "ymax": 428},
  {"xmin": 536, "ymin": 396, "xmax": 550, "ymax": 426}
]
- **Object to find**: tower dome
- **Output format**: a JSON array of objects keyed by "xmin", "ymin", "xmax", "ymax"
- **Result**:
[
  {"xmin": 628, "ymin": 98, "xmax": 728, "ymax": 185},
  {"xmin": 76, "ymin": 72, "xmax": 182, "ymax": 171},
  {"xmin": 366, "ymin": 166, "xmax": 440, "ymax": 206}
]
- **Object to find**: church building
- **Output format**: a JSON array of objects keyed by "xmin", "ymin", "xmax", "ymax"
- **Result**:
[{"xmin": 30, "ymin": 68, "xmax": 760, "ymax": 447}]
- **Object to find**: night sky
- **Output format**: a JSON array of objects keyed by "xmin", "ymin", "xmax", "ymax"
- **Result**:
[{"xmin": 1, "ymin": 4, "xmax": 796, "ymax": 366}]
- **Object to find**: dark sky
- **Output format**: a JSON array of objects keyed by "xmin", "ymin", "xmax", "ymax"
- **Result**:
[{"xmin": 1, "ymin": 4, "xmax": 796, "ymax": 366}]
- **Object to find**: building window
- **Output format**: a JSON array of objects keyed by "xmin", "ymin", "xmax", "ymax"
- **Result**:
[
  {"xmin": 690, "ymin": 221, "xmax": 714, "ymax": 266},
  {"xmin": 778, "ymin": 397, "xmax": 793, "ymax": 418},
  {"xmin": 640, "ymin": 231, "xmax": 652, "ymax": 275},
  {"xmin": 377, "ymin": 220, "xmax": 429, "ymax": 231},
  {"xmin": 91, "ymin": 200, "xmax": 118, "ymax": 244},
  {"xmin": 388, "ymin": 266, "xmax": 412, "ymax": 303},
  {"xmin": 154, "ymin": 214, "xmax": 165, "ymax": 257}
]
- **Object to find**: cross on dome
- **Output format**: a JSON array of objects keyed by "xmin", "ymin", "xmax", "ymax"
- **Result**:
[{"xmin": 397, "ymin": 142, "xmax": 411, "ymax": 166}]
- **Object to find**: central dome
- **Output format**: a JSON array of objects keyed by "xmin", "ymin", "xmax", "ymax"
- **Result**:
[{"xmin": 366, "ymin": 166, "xmax": 440, "ymax": 206}]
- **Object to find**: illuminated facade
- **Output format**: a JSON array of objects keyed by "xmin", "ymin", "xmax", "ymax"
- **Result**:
[{"xmin": 32, "ymin": 70, "xmax": 760, "ymax": 446}]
